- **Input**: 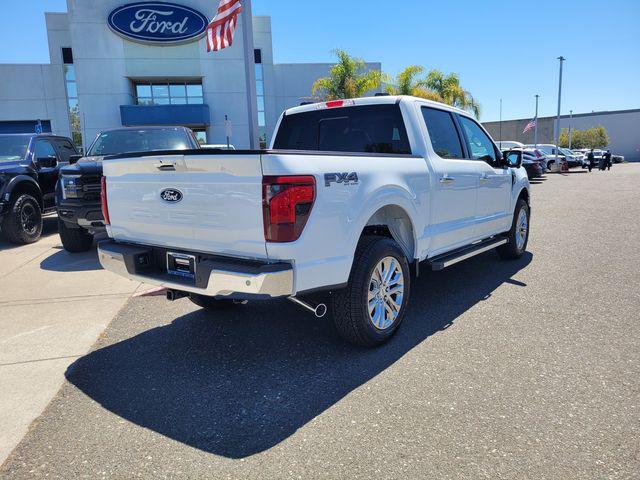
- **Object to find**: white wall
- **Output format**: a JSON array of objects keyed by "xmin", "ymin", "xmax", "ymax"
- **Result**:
[{"xmin": 557, "ymin": 110, "xmax": 640, "ymax": 161}]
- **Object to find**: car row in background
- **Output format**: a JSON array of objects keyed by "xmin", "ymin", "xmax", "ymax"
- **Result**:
[{"xmin": 56, "ymin": 126, "xmax": 201, "ymax": 252}]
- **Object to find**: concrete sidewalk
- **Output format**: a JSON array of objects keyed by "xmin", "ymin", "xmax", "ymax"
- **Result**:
[{"xmin": 0, "ymin": 218, "xmax": 143, "ymax": 463}]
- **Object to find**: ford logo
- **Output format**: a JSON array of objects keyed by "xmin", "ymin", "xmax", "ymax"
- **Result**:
[
  {"xmin": 160, "ymin": 188, "xmax": 183, "ymax": 202},
  {"xmin": 108, "ymin": 2, "xmax": 209, "ymax": 45}
]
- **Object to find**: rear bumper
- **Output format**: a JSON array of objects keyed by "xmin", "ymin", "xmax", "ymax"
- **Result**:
[{"xmin": 97, "ymin": 240, "xmax": 294, "ymax": 299}]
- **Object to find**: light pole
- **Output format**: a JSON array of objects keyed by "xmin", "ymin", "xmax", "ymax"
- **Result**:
[
  {"xmin": 568, "ymin": 110, "xmax": 573, "ymax": 149},
  {"xmin": 554, "ymin": 56, "xmax": 565, "ymax": 172},
  {"xmin": 534, "ymin": 94, "xmax": 539, "ymax": 149},
  {"xmin": 499, "ymin": 98, "xmax": 502, "ymax": 149}
]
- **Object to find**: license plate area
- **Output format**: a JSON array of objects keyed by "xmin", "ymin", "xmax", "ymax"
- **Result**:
[{"xmin": 166, "ymin": 252, "xmax": 196, "ymax": 280}]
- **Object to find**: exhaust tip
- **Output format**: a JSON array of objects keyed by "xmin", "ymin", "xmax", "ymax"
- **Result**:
[{"xmin": 314, "ymin": 303, "xmax": 327, "ymax": 318}]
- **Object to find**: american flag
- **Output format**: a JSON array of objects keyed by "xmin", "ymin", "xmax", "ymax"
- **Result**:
[
  {"xmin": 206, "ymin": 0, "xmax": 243, "ymax": 52},
  {"xmin": 522, "ymin": 118, "xmax": 536, "ymax": 134}
]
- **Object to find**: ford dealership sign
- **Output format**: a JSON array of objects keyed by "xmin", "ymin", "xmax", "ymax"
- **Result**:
[{"xmin": 108, "ymin": 2, "xmax": 209, "ymax": 45}]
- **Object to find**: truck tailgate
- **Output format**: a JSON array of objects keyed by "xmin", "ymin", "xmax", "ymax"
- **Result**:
[{"xmin": 103, "ymin": 153, "xmax": 267, "ymax": 259}]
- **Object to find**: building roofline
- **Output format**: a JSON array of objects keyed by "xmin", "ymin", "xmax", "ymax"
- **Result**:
[{"xmin": 485, "ymin": 107, "xmax": 640, "ymax": 124}]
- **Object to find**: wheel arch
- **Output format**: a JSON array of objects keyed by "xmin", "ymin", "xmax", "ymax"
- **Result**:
[
  {"xmin": 5, "ymin": 176, "xmax": 43, "ymax": 209},
  {"xmin": 359, "ymin": 203, "xmax": 417, "ymax": 262}
]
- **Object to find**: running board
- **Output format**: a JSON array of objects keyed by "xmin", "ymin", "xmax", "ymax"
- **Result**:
[{"xmin": 428, "ymin": 237, "xmax": 507, "ymax": 271}]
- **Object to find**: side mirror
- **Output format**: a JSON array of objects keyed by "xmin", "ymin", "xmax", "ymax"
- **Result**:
[
  {"xmin": 36, "ymin": 156, "xmax": 57, "ymax": 168},
  {"xmin": 502, "ymin": 150, "xmax": 522, "ymax": 168},
  {"xmin": 69, "ymin": 154, "xmax": 82, "ymax": 164}
]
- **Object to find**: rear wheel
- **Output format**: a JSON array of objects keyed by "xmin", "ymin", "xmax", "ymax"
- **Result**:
[
  {"xmin": 497, "ymin": 198, "xmax": 530, "ymax": 260},
  {"xmin": 58, "ymin": 218, "xmax": 94, "ymax": 252},
  {"xmin": 331, "ymin": 236, "xmax": 411, "ymax": 347},
  {"xmin": 1, "ymin": 194, "xmax": 42, "ymax": 244},
  {"xmin": 189, "ymin": 293, "xmax": 238, "ymax": 310}
]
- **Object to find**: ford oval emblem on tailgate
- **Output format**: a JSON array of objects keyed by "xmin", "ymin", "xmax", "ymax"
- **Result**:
[{"xmin": 160, "ymin": 188, "xmax": 183, "ymax": 203}]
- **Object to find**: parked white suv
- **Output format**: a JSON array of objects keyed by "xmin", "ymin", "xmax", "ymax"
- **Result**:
[{"xmin": 98, "ymin": 96, "xmax": 531, "ymax": 346}]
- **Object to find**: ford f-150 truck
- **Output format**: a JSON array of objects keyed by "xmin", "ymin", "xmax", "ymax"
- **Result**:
[{"xmin": 98, "ymin": 96, "xmax": 530, "ymax": 346}]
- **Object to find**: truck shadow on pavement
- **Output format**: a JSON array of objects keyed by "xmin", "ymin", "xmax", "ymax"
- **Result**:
[
  {"xmin": 39, "ymin": 246, "xmax": 102, "ymax": 272},
  {"xmin": 65, "ymin": 251, "xmax": 532, "ymax": 459}
]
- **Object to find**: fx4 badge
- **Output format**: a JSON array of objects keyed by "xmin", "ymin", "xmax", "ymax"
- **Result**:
[{"xmin": 324, "ymin": 172, "xmax": 359, "ymax": 187}]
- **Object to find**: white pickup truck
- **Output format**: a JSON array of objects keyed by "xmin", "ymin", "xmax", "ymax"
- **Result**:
[{"xmin": 98, "ymin": 96, "xmax": 530, "ymax": 346}]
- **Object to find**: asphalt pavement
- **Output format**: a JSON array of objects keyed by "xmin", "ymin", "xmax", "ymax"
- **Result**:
[{"xmin": 1, "ymin": 164, "xmax": 639, "ymax": 479}]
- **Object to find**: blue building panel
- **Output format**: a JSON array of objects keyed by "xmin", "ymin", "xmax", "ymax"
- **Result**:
[{"xmin": 120, "ymin": 104, "xmax": 210, "ymax": 127}]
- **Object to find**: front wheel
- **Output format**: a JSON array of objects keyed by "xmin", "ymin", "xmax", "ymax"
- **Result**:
[
  {"xmin": 58, "ymin": 218, "xmax": 94, "ymax": 252},
  {"xmin": 331, "ymin": 236, "xmax": 411, "ymax": 347},
  {"xmin": 497, "ymin": 198, "xmax": 530, "ymax": 260},
  {"xmin": 1, "ymin": 194, "xmax": 43, "ymax": 244}
]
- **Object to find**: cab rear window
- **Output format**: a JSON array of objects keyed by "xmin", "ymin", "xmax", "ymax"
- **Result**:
[{"xmin": 273, "ymin": 104, "xmax": 412, "ymax": 154}]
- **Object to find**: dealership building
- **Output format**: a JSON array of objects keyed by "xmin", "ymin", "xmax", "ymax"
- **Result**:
[{"xmin": 0, "ymin": 0, "xmax": 380, "ymax": 150}]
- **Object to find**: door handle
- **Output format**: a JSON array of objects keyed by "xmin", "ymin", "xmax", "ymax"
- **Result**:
[
  {"xmin": 480, "ymin": 173, "xmax": 490, "ymax": 183},
  {"xmin": 154, "ymin": 163, "xmax": 176, "ymax": 171},
  {"xmin": 439, "ymin": 175, "xmax": 455, "ymax": 184}
]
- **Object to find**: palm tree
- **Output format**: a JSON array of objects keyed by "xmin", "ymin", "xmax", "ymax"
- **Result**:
[
  {"xmin": 311, "ymin": 49, "xmax": 383, "ymax": 100},
  {"xmin": 424, "ymin": 69, "xmax": 480, "ymax": 118},
  {"xmin": 385, "ymin": 65, "xmax": 443, "ymax": 102}
]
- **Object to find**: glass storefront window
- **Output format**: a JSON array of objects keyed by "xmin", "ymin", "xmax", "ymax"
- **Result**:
[
  {"xmin": 186, "ymin": 84, "xmax": 203, "ymax": 97},
  {"xmin": 254, "ymin": 50, "xmax": 267, "ymax": 142},
  {"xmin": 152, "ymin": 84, "xmax": 169, "ymax": 98},
  {"xmin": 134, "ymin": 81, "xmax": 205, "ymax": 106},
  {"xmin": 136, "ymin": 84, "xmax": 151, "ymax": 97},
  {"xmin": 64, "ymin": 65, "xmax": 75, "ymax": 81},
  {"xmin": 169, "ymin": 84, "xmax": 186, "ymax": 97},
  {"xmin": 66, "ymin": 82, "xmax": 77, "ymax": 97},
  {"xmin": 62, "ymin": 56, "xmax": 83, "ymax": 150}
]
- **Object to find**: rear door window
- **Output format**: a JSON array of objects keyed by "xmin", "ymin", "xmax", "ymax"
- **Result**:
[
  {"xmin": 273, "ymin": 104, "xmax": 411, "ymax": 154},
  {"xmin": 420, "ymin": 107, "xmax": 464, "ymax": 159}
]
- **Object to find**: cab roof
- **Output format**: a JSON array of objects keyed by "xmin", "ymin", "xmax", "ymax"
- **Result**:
[{"xmin": 283, "ymin": 95, "xmax": 470, "ymax": 117}]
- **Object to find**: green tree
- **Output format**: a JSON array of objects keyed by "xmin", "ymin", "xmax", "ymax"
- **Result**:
[
  {"xmin": 424, "ymin": 69, "xmax": 480, "ymax": 118},
  {"xmin": 559, "ymin": 126, "xmax": 610, "ymax": 149},
  {"xmin": 385, "ymin": 65, "xmax": 443, "ymax": 102},
  {"xmin": 311, "ymin": 49, "xmax": 382, "ymax": 100}
]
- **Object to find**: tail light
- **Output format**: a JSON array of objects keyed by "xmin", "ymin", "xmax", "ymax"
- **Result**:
[
  {"xmin": 262, "ymin": 175, "xmax": 315, "ymax": 242},
  {"xmin": 100, "ymin": 176, "xmax": 110, "ymax": 225},
  {"xmin": 534, "ymin": 150, "xmax": 542, "ymax": 158}
]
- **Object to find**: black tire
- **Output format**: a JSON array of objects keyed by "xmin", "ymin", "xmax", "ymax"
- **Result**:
[
  {"xmin": 1, "ymin": 194, "xmax": 42, "ymax": 244},
  {"xmin": 331, "ymin": 236, "xmax": 411, "ymax": 347},
  {"xmin": 58, "ymin": 218, "xmax": 94, "ymax": 252},
  {"xmin": 189, "ymin": 293, "xmax": 238, "ymax": 310},
  {"xmin": 497, "ymin": 198, "xmax": 530, "ymax": 260}
]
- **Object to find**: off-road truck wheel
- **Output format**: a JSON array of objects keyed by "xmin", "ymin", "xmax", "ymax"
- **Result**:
[
  {"xmin": 2, "ymin": 194, "xmax": 42, "ymax": 244},
  {"xmin": 331, "ymin": 236, "xmax": 411, "ymax": 347},
  {"xmin": 497, "ymin": 198, "xmax": 530, "ymax": 260},
  {"xmin": 58, "ymin": 218, "xmax": 94, "ymax": 252}
]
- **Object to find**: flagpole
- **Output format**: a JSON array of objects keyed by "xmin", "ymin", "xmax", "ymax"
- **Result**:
[
  {"xmin": 241, "ymin": 0, "xmax": 258, "ymax": 149},
  {"xmin": 534, "ymin": 94, "xmax": 539, "ymax": 149},
  {"xmin": 498, "ymin": 98, "xmax": 502, "ymax": 149}
]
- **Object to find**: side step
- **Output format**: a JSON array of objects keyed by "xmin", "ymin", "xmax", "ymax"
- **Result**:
[{"xmin": 428, "ymin": 237, "xmax": 507, "ymax": 271}]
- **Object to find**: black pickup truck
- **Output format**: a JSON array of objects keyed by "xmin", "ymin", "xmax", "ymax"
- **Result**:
[
  {"xmin": 0, "ymin": 133, "xmax": 80, "ymax": 244},
  {"xmin": 56, "ymin": 126, "xmax": 200, "ymax": 252}
]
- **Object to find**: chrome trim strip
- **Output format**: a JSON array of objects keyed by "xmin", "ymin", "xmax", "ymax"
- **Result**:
[{"xmin": 438, "ymin": 239, "xmax": 507, "ymax": 269}]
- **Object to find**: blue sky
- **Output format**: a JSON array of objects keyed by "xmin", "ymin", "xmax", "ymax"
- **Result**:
[{"xmin": 1, "ymin": 0, "xmax": 639, "ymax": 121}]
